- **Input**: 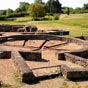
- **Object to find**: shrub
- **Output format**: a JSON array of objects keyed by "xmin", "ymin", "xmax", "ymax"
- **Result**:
[
  {"xmin": 28, "ymin": 3, "xmax": 45, "ymax": 19},
  {"xmin": 0, "ymin": 15, "xmax": 7, "ymax": 20},
  {"xmin": 53, "ymin": 14, "xmax": 59, "ymax": 20}
]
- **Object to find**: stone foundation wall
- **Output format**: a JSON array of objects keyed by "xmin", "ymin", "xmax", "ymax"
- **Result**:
[
  {"xmin": 49, "ymin": 31, "xmax": 69, "ymax": 35},
  {"xmin": 61, "ymin": 65, "xmax": 88, "ymax": 79},
  {"xmin": 76, "ymin": 36, "xmax": 88, "ymax": 40},
  {"xmin": 0, "ymin": 34, "xmax": 85, "ymax": 46},
  {"xmin": 0, "ymin": 25, "xmax": 24, "ymax": 32},
  {"xmin": 70, "ymin": 50, "xmax": 88, "ymax": 58},
  {"xmin": 65, "ymin": 53, "xmax": 88, "ymax": 67},
  {"xmin": 12, "ymin": 51, "xmax": 35, "ymax": 82}
]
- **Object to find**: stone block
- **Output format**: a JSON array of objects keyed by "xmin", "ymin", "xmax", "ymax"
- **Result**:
[
  {"xmin": 61, "ymin": 65, "xmax": 88, "ymax": 79},
  {"xmin": 65, "ymin": 53, "xmax": 88, "ymax": 67},
  {"xmin": 12, "ymin": 51, "xmax": 35, "ymax": 82}
]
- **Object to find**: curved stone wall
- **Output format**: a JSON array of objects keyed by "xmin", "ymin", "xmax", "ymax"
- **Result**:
[
  {"xmin": 0, "ymin": 24, "xmax": 24, "ymax": 32},
  {"xmin": 0, "ymin": 34, "xmax": 85, "ymax": 46}
]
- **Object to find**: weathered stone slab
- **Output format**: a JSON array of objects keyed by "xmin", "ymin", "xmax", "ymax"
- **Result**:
[
  {"xmin": 61, "ymin": 65, "xmax": 88, "ymax": 79},
  {"xmin": 12, "ymin": 51, "xmax": 35, "ymax": 82},
  {"xmin": 0, "ymin": 34, "xmax": 85, "ymax": 47},
  {"xmin": 70, "ymin": 49, "xmax": 88, "ymax": 58},
  {"xmin": 65, "ymin": 53, "xmax": 88, "ymax": 67},
  {"xmin": 0, "ymin": 24, "xmax": 24, "ymax": 32}
]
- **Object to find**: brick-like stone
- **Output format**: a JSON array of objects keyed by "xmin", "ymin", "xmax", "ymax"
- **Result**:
[
  {"xmin": 65, "ymin": 53, "xmax": 88, "ymax": 67},
  {"xmin": 12, "ymin": 51, "xmax": 35, "ymax": 82},
  {"xmin": 61, "ymin": 65, "xmax": 88, "ymax": 79}
]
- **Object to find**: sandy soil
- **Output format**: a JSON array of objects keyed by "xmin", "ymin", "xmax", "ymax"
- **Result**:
[
  {"xmin": 0, "ymin": 59, "xmax": 18, "ymax": 85},
  {"xmin": 0, "ymin": 58, "xmax": 88, "ymax": 88},
  {"xmin": 26, "ymin": 50, "xmax": 83, "ymax": 76},
  {"xmin": 0, "ymin": 40, "xmax": 83, "ymax": 52}
]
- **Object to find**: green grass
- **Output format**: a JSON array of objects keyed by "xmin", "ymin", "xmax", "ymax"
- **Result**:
[
  {"xmin": 14, "ymin": 16, "xmax": 32, "ymax": 22},
  {"xmin": 0, "ymin": 13, "xmax": 88, "ymax": 37},
  {"xmin": 1, "ymin": 83, "xmax": 18, "ymax": 88},
  {"xmin": 59, "ymin": 14, "xmax": 88, "ymax": 28}
]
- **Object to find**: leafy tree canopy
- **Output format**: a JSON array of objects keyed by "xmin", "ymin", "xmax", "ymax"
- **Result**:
[
  {"xmin": 28, "ymin": 3, "xmax": 45, "ymax": 19},
  {"xmin": 15, "ymin": 2, "xmax": 30, "ymax": 12},
  {"xmin": 46, "ymin": 0, "xmax": 62, "ymax": 14},
  {"xmin": 34, "ymin": 0, "xmax": 42, "ymax": 4},
  {"xmin": 83, "ymin": 3, "xmax": 88, "ymax": 9}
]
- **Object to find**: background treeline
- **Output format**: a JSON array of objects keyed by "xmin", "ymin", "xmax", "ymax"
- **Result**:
[
  {"xmin": 62, "ymin": 3, "xmax": 88, "ymax": 14},
  {"xmin": 0, "ymin": 0, "xmax": 88, "ymax": 20}
]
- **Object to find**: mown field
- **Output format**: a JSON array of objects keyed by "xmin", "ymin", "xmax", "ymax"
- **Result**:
[{"xmin": 0, "ymin": 13, "xmax": 88, "ymax": 37}]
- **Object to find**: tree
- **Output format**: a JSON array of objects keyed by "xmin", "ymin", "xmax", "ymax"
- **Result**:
[
  {"xmin": 34, "ymin": 0, "xmax": 42, "ymax": 4},
  {"xmin": 15, "ymin": 2, "xmax": 30, "ymax": 12},
  {"xmin": 83, "ymin": 3, "xmax": 88, "ymax": 10},
  {"xmin": 0, "ymin": 10, "xmax": 6, "ymax": 15},
  {"xmin": 74, "ymin": 7, "xmax": 81, "ymax": 13},
  {"xmin": 6, "ymin": 9, "xmax": 13, "ymax": 16},
  {"xmin": 46, "ymin": 0, "xmax": 62, "ymax": 14},
  {"xmin": 62, "ymin": 7, "xmax": 74, "ymax": 14},
  {"xmin": 28, "ymin": 3, "xmax": 45, "ymax": 19}
]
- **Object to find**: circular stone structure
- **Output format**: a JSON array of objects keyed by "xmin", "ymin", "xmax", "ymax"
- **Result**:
[
  {"xmin": 0, "ymin": 33, "xmax": 85, "ymax": 52},
  {"xmin": 0, "ymin": 33, "xmax": 86, "ymax": 84}
]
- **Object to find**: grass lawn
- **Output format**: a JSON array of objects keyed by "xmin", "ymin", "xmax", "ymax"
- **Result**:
[{"xmin": 0, "ymin": 13, "xmax": 88, "ymax": 37}]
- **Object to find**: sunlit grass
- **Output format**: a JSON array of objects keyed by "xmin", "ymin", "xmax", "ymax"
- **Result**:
[{"xmin": 0, "ymin": 13, "xmax": 88, "ymax": 37}]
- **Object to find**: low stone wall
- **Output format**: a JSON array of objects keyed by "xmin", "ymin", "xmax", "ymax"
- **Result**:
[
  {"xmin": 0, "ymin": 24, "xmax": 24, "ymax": 32},
  {"xmin": 12, "ymin": 51, "xmax": 35, "ymax": 82},
  {"xmin": 55, "ymin": 48, "xmax": 88, "ymax": 61},
  {"xmin": 70, "ymin": 49, "xmax": 88, "ymax": 58},
  {"xmin": 65, "ymin": 53, "xmax": 88, "ymax": 67},
  {"xmin": 0, "ymin": 24, "xmax": 38, "ymax": 32},
  {"xmin": 76, "ymin": 36, "xmax": 88, "ymax": 40},
  {"xmin": 49, "ymin": 31, "xmax": 69, "ymax": 35},
  {"xmin": 67, "ymin": 37, "xmax": 86, "ymax": 45},
  {"xmin": 0, "ymin": 36, "xmax": 8, "ymax": 42},
  {"xmin": 0, "ymin": 51, "xmax": 11, "ymax": 59},
  {"xmin": 0, "ymin": 34, "xmax": 85, "ymax": 46},
  {"xmin": 61, "ymin": 65, "xmax": 88, "ymax": 79},
  {"xmin": 20, "ymin": 51, "xmax": 42, "ymax": 61}
]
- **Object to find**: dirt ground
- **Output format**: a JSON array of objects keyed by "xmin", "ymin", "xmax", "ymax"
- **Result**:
[
  {"xmin": 0, "ymin": 58, "xmax": 88, "ymax": 88},
  {"xmin": 0, "ymin": 39, "xmax": 88, "ymax": 88}
]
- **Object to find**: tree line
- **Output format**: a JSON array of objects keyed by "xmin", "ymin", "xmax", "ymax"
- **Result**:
[{"xmin": 0, "ymin": 0, "xmax": 88, "ymax": 20}]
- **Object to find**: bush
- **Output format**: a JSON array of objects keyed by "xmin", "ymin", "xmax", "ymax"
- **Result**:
[
  {"xmin": 28, "ymin": 3, "xmax": 45, "ymax": 19},
  {"xmin": 53, "ymin": 14, "xmax": 59, "ymax": 20},
  {"xmin": 7, "ymin": 12, "xmax": 29, "ymax": 18},
  {"xmin": 0, "ymin": 15, "xmax": 7, "ymax": 20}
]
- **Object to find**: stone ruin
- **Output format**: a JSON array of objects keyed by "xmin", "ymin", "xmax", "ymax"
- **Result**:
[
  {"xmin": 0, "ymin": 24, "xmax": 69, "ymax": 36},
  {"xmin": 0, "ymin": 26, "xmax": 88, "ymax": 83},
  {"xmin": 0, "ymin": 24, "xmax": 38, "ymax": 32}
]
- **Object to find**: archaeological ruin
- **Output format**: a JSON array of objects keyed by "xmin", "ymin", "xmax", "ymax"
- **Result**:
[{"xmin": 0, "ymin": 24, "xmax": 88, "ymax": 83}]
